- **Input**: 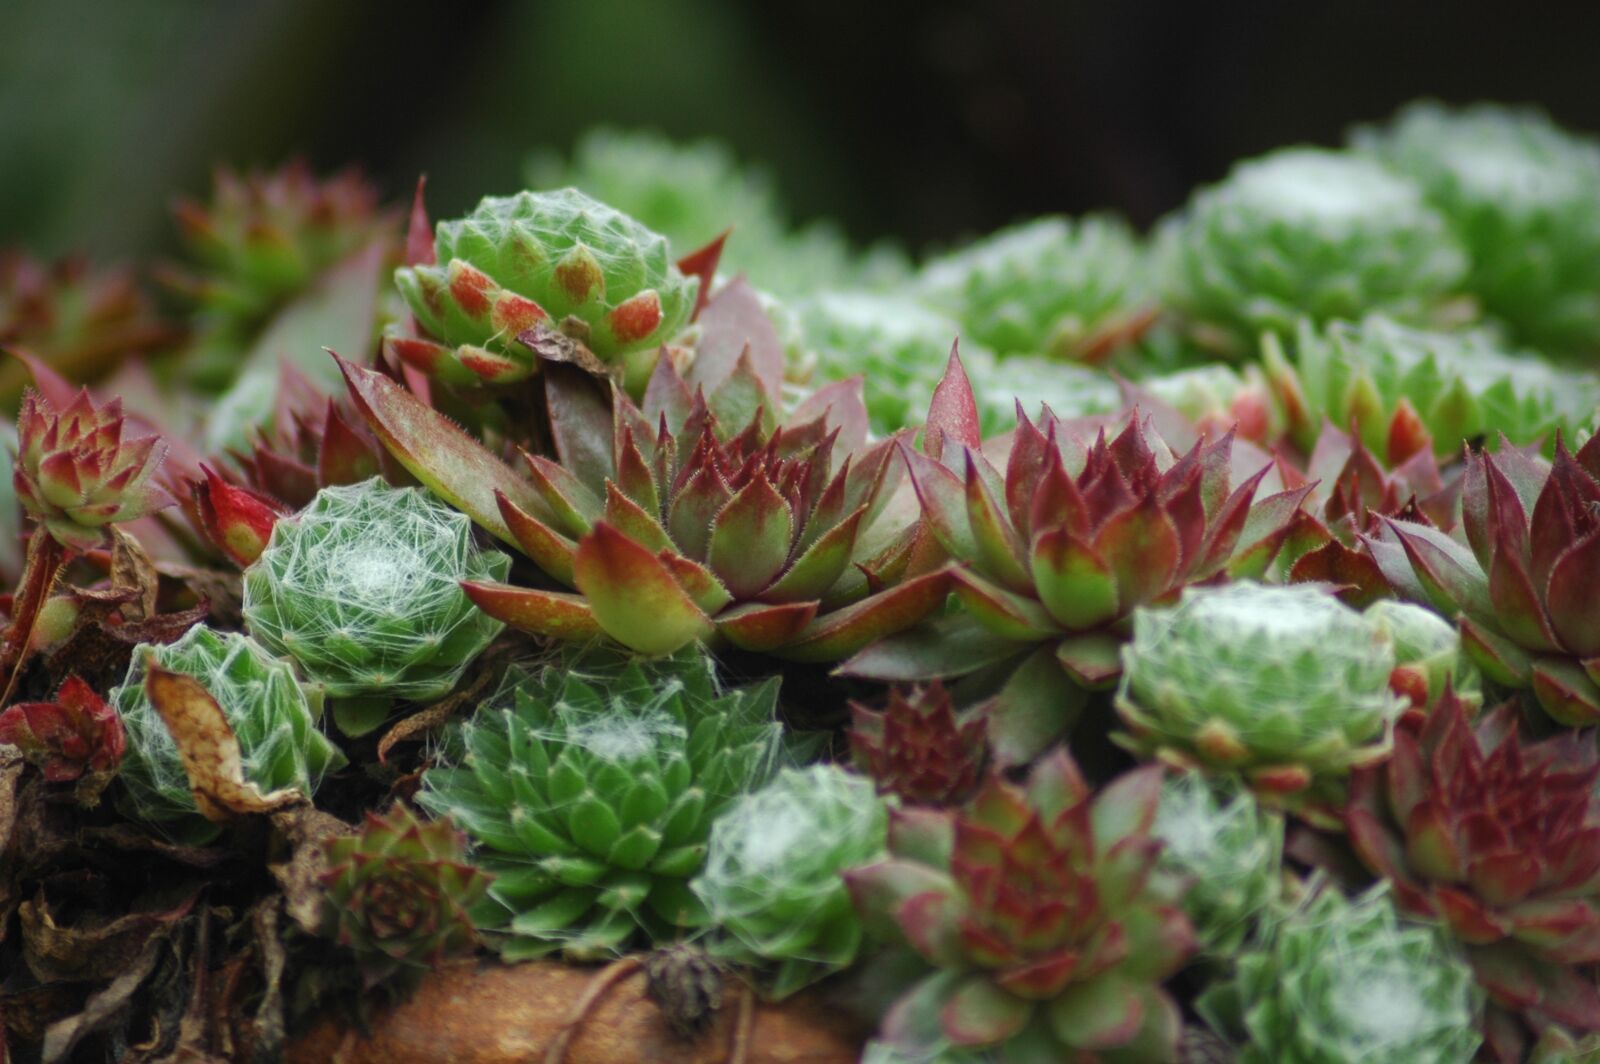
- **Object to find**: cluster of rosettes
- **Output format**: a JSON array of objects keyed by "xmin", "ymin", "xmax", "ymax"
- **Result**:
[
  {"xmin": 113, "ymin": 625, "xmax": 344, "ymax": 842},
  {"xmin": 170, "ymin": 161, "xmax": 390, "ymax": 327},
  {"xmin": 1157, "ymin": 147, "xmax": 1469, "ymax": 354},
  {"xmin": 242, "ymin": 479, "xmax": 509, "ymax": 731}
]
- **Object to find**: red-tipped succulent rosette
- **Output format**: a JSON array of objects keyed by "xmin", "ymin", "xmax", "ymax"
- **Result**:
[
  {"xmin": 458, "ymin": 354, "xmax": 950, "ymax": 660},
  {"xmin": 845, "ymin": 750, "xmax": 1194, "ymax": 1061},
  {"xmin": 849, "ymin": 682, "xmax": 987, "ymax": 807},
  {"xmin": 1346, "ymin": 688, "xmax": 1600, "ymax": 1059},
  {"xmin": 1369, "ymin": 432, "xmax": 1600, "ymax": 724}
]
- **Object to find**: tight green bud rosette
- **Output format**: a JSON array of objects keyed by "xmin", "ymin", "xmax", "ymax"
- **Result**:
[
  {"xmin": 1355, "ymin": 101, "xmax": 1600, "ymax": 353},
  {"xmin": 1158, "ymin": 148, "xmax": 1467, "ymax": 355},
  {"xmin": 243, "ymin": 479, "xmax": 509, "ymax": 734},
  {"xmin": 1153, "ymin": 772, "xmax": 1285, "ymax": 956},
  {"xmin": 1115, "ymin": 582, "xmax": 1406, "ymax": 825},
  {"xmin": 913, "ymin": 214, "xmax": 1151, "ymax": 361},
  {"xmin": 114, "ymin": 625, "xmax": 345, "ymax": 842},
  {"xmin": 691, "ymin": 764, "xmax": 888, "ymax": 999},
  {"xmin": 1199, "ymin": 885, "xmax": 1483, "ymax": 1063},
  {"xmin": 391, "ymin": 188, "xmax": 697, "ymax": 386},
  {"xmin": 419, "ymin": 647, "xmax": 785, "ymax": 961}
]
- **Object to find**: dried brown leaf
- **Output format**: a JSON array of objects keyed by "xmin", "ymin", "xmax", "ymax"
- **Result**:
[
  {"xmin": 143, "ymin": 662, "xmax": 306, "ymax": 822},
  {"xmin": 40, "ymin": 939, "xmax": 162, "ymax": 1063},
  {"xmin": 110, "ymin": 526, "xmax": 160, "ymax": 623},
  {"xmin": 20, "ymin": 887, "xmax": 195, "ymax": 983}
]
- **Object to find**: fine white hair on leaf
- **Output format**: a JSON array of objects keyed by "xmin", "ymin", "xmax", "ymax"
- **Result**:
[{"xmin": 242, "ymin": 478, "xmax": 510, "ymax": 700}]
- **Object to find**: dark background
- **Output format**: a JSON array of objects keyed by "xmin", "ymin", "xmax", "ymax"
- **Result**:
[{"xmin": 4, "ymin": 0, "xmax": 1598, "ymax": 259}]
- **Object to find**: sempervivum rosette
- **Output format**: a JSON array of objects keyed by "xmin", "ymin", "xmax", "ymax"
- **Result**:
[
  {"xmin": 1152, "ymin": 772, "xmax": 1284, "ymax": 956},
  {"xmin": 419, "ymin": 647, "xmax": 785, "ymax": 960},
  {"xmin": 1368, "ymin": 433, "xmax": 1600, "ymax": 724},
  {"xmin": 691, "ymin": 764, "xmax": 888, "ymax": 998},
  {"xmin": 850, "ymin": 351, "xmax": 1306, "ymax": 764},
  {"xmin": 319, "ymin": 804, "xmax": 491, "ymax": 989},
  {"xmin": 1114, "ymin": 582, "xmax": 1406, "ymax": 826},
  {"xmin": 1157, "ymin": 148, "xmax": 1468, "ymax": 356},
  {"xmin": 1264, "ymin": 316, "xmax": 1599, "ymax": 462},
  {"xmin": 1355, "ymin": 101, "xmax": 1600, "ymax": 353},
  {"xmin": 845, "ymin": 751, "xmax": 1195, "ymax": 1062},
  {"xmin": 913, "ymin": 214, "xmax": 1153, "ymax": 362},
  {"xmin": 390, "ymin": 188, "xmax": 698, "ymax": 386},
  {"xmin": 1345, "ymin": 688, "xmax": 1600, "ymax": 1060},
  {"xmin": 1198, "ymin": 884, "xmax": 1483, "ymax": 1063}
]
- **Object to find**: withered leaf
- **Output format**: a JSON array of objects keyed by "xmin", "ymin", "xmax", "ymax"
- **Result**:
[
  {"xmin": 40, "ymin": 938, "xmax": 163, "ymax": 1064},
  {"xmin": 21, "ymin": 887, "xmax": 196, "ymax": 983},
  {"xmin": 375, "ymin": 663, "xmax": 496, "ymax": 765},
  {"xmin": 144, "ymin": 662, "xmax": 306, "ymax": 822},
  {"xmin": 111, "ymin": 526, "xmax": 160, "ymax": 623}
]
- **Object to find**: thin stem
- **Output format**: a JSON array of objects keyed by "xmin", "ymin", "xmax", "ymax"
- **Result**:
[
  {"xmin": 542, "ymin": 955, "xmax": 645, "ymax": 1064},
  {"xmin": 0, "ymin": 528, "xmax": 65, "ymax": 707}
]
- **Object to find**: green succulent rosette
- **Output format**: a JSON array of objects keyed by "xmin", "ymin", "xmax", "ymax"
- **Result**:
[
  {"xmin": 913, "ymin": 214, "xmax": 1152, "ymax": 360},
  {"xmin": 419, "ymin": 647, "xmax": 786, "ymax": 961},
  {"xmin": 691, "ymin": 764, "xmax": 887, "ymax": 998},
  {"xmin": 1354, "ymin": 101, "xmax": 1600, "ymax": 353},
  {"xmin": 1265, "ymin": 315, "xmax": 1600, "ymax": 460},
  {"xmin": 242, "ymin": 479, "xmax": 509, "ymax": 731},
  {"xmin": 114, "ymin": 625, "xmax": 344, "ymax": 843},
  {"xmin": 1199, "ymin": 885, "xmax": 1483, "ymax": 1064},
  {"xmin": 1157, "ymin": 148, "xmax": 1468, "ymax": 356},
  {"xmin": 799, "ymin": 291, "xmax": 1122, "ymax": 436},
  {"xmin": 1115, "ymin": 582, "xmax": 1406, "ymax": 825},
  {"xmin": 1153, "ymin": 772, "xmax": 1285, "ymax": 956},
  {"xmin": 391, "ymin": 188, "xmax": 697, "ymax": 386}
]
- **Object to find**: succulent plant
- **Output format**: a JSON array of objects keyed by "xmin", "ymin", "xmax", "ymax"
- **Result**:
[
  {"xmin": 525, "ymin": 128, "xmax": 907, "ymax": 299},
  {"xmin": 913, "ymin": 214, "xmax": 1154, "ymax": 362},
  {"xmin": 850, "ymin": 352, "xmax": 1306, "ymax": 761},
  {"xmin": 1363, "ymin": 598, "xmax": 1480, "ymax": 711},
  {"xmin": 1345, "ymin": 688, "xmax": 1600, "ymax": 1058},
  {"xmin": 1368, "ymin": 435, "xmax": 1600, "ymax": 723},
  {"xmin": 1157, "ymin": 148, "xmax": 1468, "ymax": 355},
  {"xmin": 1355, "ymin": 101, "xmax": 1600, "ymax": 352},
  {"xmin": 389, "ymin": 188, "xmax": 697, "ymax": 386},
  {"xmin": 692, "ymin": 763, "xmax": 887, "ymax": 999},
  {"xmin": 849, "ymin": 682, "xmax": 987, "ymax": 807},
  {"xmin": 459, "ymin": 357, "xmax": 948, "ymax": 662},
  {"xmin": 419, "ymin": 647, "xmax": 785, "ymax": 960},
  {"xmin": 1264, "ymin": 316, "xmax": 1599, "ymax": 462},
  {"xmin": 14, "ymin": 387, "xmax": 172, "ymax": 550},
  {"xmin": 0, "ymin": 674, "xmax": 125, "ymax": 783},
  {"xmin": 800, "ymin": 292, "xmax": 1124, "ymax": 437},
  {"xmin": 169, "ymin": 161, "xmax": 391, "ymax": 329},
  {"xmin": 1199, "ymin": 884, "xmax": 1483, "ymax": 1064},
  {"xmin": 319, "ymin": 803, "xmax": 491, "ymax": 989},
  {"xmin": 113, "ymin": 625, "xmax": 344, "ymax": 841},
  {"xmin": 845, "ymin": 751, "xmax": 1194, "ymax": 1062},
  {"xmin": 1151, "ymin": 772, "xmax": 1284, "ymax": 956},
  {"xmin": 1114, "ymin": 582, "xmax": 1406, "ymax": 826},
  {"xmin": 227, "ymin": 365, "xmax": 388, "ymax": 511},
  {"xmin": 0, "ymin": 251, "xmax": 170, "ymax": 396},
  {"xmin": 242, "ymin": 479, "xmax": 509, "ymax": 726}
]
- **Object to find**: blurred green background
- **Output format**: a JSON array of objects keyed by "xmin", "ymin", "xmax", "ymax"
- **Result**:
[{"xmin": 4, "ymin": 0, "xmax": 1599, "ymax": 258}]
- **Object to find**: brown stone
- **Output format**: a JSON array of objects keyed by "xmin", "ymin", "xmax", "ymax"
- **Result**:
[{"xmin": 286, "ymin": 959, "xmax": 869, "ymax": 1064}]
